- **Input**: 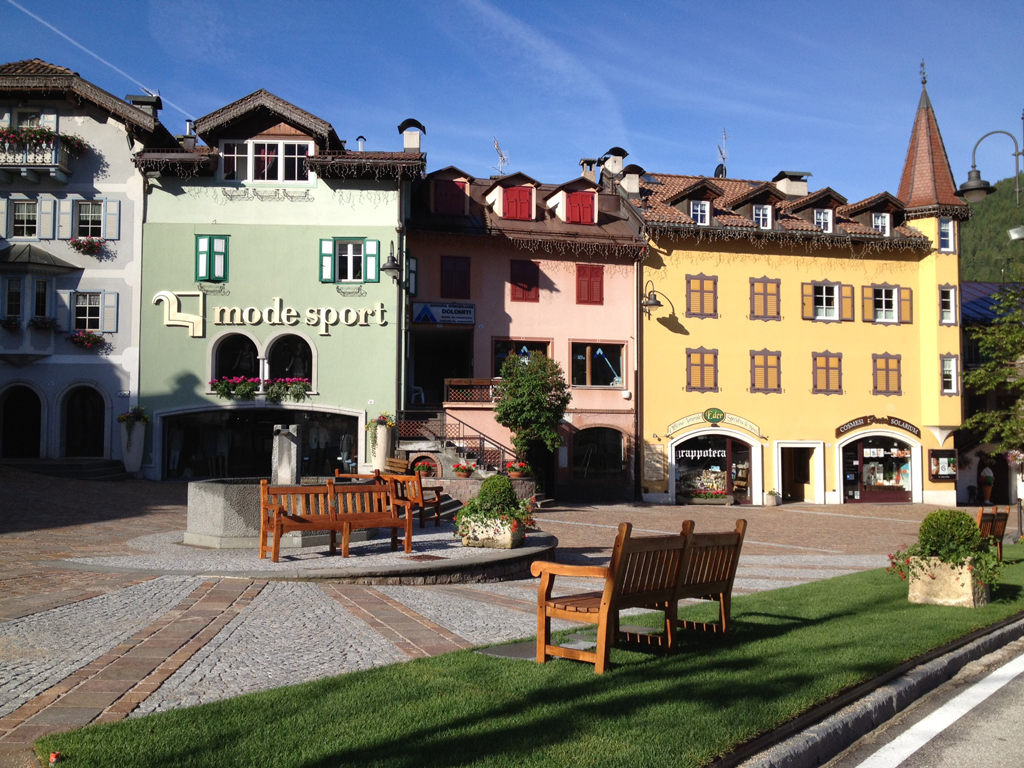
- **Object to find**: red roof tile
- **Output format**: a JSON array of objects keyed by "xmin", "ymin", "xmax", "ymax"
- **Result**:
[
  {"xmin": 0, "ymin": 59, "xmax": 76, "ymax": 76},
  {"xmin": 897, "ymin": 86, "xmax": 967, "ymax": 210}
]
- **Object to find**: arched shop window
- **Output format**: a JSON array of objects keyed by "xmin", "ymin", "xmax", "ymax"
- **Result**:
[
  {"xmin": 674, "ymin": 434, "xmax": 751, "ymax": 505},
  {"xmin": 842, "ymin": 436, "xmax": 912, "ymax": 503},
  {"xmin": 268, "ymin": 335, "xmax": 312, "ymax": 381},
  {"xmin": 215, "ymin": 334, "xmax": 259, "ymax": 379},
  {"xmin": 573, "ymin": 427, "xmax": 624, "ymax": 479}
]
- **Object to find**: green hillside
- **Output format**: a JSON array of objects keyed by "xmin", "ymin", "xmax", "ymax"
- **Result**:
[{"xmin": 960, "ymin": 174, "xmax": 1024, "ymax": 281}]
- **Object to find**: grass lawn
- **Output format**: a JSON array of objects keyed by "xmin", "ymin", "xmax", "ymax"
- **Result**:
[{"xmin": 39, "ymin": 545, "xmax": 1024, "ymax": 767}]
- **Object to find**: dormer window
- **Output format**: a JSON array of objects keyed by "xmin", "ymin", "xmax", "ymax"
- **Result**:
[
  {"xmin": 220, "ymin": 140, "xmax": 313, "ymax": 183},
  {"xmin": 503, "ymin": 186, "xmax": 533, "ymax": 221},
  {"xmin": 814, "ymin": 209, "xmax": 833, "ymax": 233},
  {"xmin": 691, "ymin": 200, "xmax": 710, "ymax": 226},
  {"xmin": 434, "ymin": 180, "xmax": 467, "ymax": 216},
  {"xmin": 566, "ymin": 191, "xmax": 595, "ymax": 225},
  {"xmin": 752, "ymin": 204, "xmax": 772, "ymax": 230},
  {"xmin": 872, "ymin": 212, "xmax": 891, "ymax": 236}
]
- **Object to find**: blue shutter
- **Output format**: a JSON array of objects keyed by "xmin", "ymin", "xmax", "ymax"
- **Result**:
[
  {"xmin": 0, "ymin": 109, "xmax": 9, "ymax": 129},
  {"xmin": 37, "ymin": 196, "xmax": 55, "ymax": 239},
  {"xmin": 101, "ymin": 291, "xmax": 118, "ymax": 333},
  {"xmin": 319, "ymin": 239, "xmax": 335, "ymax": 283},
  {"xmin": 102, "ymin": 199, "xmax": 120, "ymax": 240},
  {"xmin": 0, "ymin": 199, "xmax": 7, "ymax": 239},
  {"xmin": 195, "ymin": 236, "xmax": 210, "ymax": 281},
  {"xmin": 56, "ymin": 290, "xmax": 72, "ymax": 331},
  {"xmin": 40, "ymin": 111, "xmax": 57, "ymax": 131},
  {"xmin": 57, "ymin": 198, "xmax": 73, "ymax": 239},
  {"xmin": 364, "ymin": 239, "xmax": 380, "ymax": 283}
]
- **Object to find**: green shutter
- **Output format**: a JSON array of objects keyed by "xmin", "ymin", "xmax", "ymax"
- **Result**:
[
  {"xmin": 363, "ymin": 239, "xmax": 380, "ymax": 283},
  {"xmin": 211, "ymin": 237, "xmax": 228, "ymax": 281},
  {"xmin": 195, "ymin": 236, "xmax": 210, "ymax": 281},
  {"xmin": 319, "ymin": 239, "xmax": 335, "ymax": 283}
]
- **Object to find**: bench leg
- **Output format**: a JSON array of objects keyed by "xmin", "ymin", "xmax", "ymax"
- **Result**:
[
  {"xmin": 390, "ymin": 527, "xmax": 399, "ymax": 552},
  {"xmin": 665, "ymin": 599, "xmax": 678, "ymax": 651},
  {"xmin": 719, "ymin": 593, "xmax": 730, "ymax": 635},
  {"xmin": 404, "ymin": 520, "xmax": 413, "ymax": 554},
  {"xmin": 595, "ymin": 612, "xmax": 613, "ymax": 674},
  {"xmin": 342, "ymin": 522, "xmax": 350, "ymax": 558},
  {"xmin": 271, "ymin": 522, "xmax": 282, "ymax": 563},
  {"xmin": 536, "ymin": 611, "xmax": 550, "ymax": 665},
  {"xmin": 329, "ymin": 529, "xmax": 337, "ymax": 556}
]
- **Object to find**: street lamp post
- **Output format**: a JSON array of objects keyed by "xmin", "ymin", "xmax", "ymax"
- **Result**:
[{"xmin": 955, "ymin": 109, "xmax": 1024, "ymax": 208}]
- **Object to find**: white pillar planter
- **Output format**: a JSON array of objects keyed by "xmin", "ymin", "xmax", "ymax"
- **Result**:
[
  {"xmin": 908, "ymin": 557, "xmax": 990, "ymax": 608},
  {"xmin": 120, "ymin": 422, "xmax": 145, "ymax": 475},
  {"xmin": 371, "ymin": 424, "xmax": 390, "ymax": 473}
]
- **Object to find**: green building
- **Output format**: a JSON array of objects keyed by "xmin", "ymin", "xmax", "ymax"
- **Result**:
[{"xmin": 135, "ymin": 90, "xmax": 424, "ymax": 479}]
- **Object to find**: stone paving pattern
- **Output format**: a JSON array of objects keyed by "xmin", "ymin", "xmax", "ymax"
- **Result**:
[{"xmin": 0, "ymin": 465, "xmax": 1019, "ymax": 767}]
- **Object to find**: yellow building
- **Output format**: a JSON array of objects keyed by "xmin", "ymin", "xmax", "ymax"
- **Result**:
[{"xmin": 622, "ymin": 82, "xmax": 969, "ymax": 506}]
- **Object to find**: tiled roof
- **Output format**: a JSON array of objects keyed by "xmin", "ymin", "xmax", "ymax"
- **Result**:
[
  {"xmin": 0, "ymin": 59, "xmax": 76, "ymax": 76},
  {"xmin": 193, "ymin": 89, "xmax": 342, "ymax": 148},
  {"xmin": 897, "ymin": 85, "xmax": 970, "ymax": 215},
  {"xmin": 306, "ymin": 150, "xmax": 426, "ymax": 180}
]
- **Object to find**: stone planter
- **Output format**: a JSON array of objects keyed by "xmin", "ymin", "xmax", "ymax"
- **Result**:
[
  {"xmin": 371, "ymin": 424, "xmax": 390, "ymax": 473},
  {"xmin": 908, "ymin": 557, "xmax": 990, "ymax": 608},
  {"xmin": 764, "ymin": 494, "xmax": 779, "ymax": 507},
  {"xmin": 461, "ymin": 520, "xmax": 526, "ymax": 549},
  {"xmin": 120, "ymin": 422, "xmax": 145, "ymax": 474}
]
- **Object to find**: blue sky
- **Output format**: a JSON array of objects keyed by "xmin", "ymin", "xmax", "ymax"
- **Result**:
[{"xmin": 3, "ymin": 0, "xmax": 1022, "ymax": 202}]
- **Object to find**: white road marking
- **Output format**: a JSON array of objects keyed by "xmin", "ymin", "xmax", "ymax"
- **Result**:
[{"xmin": 855, "ymin": 651, "xmax": 1024, "ymax": 767}]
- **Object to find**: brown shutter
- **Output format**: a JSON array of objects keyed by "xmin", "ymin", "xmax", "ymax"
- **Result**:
[
  {"xmin": 752, "ymin": 353, "xmax": 765, "ymax": 390},
  {"xmin": 841, "ymin": 285, "xmax": 855, "ymax": 321},
  {"xmin": 767, "ymin": 355, "xmax": 779, "ymax": 391},
  {"xmin": 862, "ymin": 286, "xmax": 874, "ymax": 323},
  {"xmin": 704, "ymin": 278, "xmax": 716, "ymax": 316},
  {"xmin": 813, "ymin": 356, "xmax": 825, "ymax": 391},
  {"xmin": 900, "ymin": 287, "xmax": 913, "ymax": 324},
  {"xmin": 802, "ymin": 283, "xmax": 814, "ymax": 319},
  {"xmin": 830, "ymin": 357, "xmax": 841, "ymax": 391},
  {"xmin": 766, "ymin": 282, "xmax": 779, "ymax": 318}
]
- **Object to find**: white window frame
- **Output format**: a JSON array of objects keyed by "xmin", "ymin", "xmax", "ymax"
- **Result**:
[
  {"xmin": 813, "ymin": 284, "xmax": 838, "ymax": 319},
  {"xmin": 219, "ymin": 140, "xmax": 314, "ymax": 184},
  {"xmin": 76, "ymin": 201, "xmax": 103, "ymax": 238},
  {"xmin": 14, "ymin": 109, "xmax": 42, "ymax": 128},
  {"xmin": 335, "ymin": 240, "xmax": 364, "ymax": 283},
  {"xmin": 941, "ymin": 356, "xmax": 958, "ymax": 395},
  {"xmin": 11, "ymin": 201, "xmax": 38, "ymax": 238},
  {"xmin": 690, "ymin": 200, "xmax": 710, "ymax": 226},
  {"xmin": 872, "ymin": 212, "xmax": 891, "ymax": 236},
  {"xmin": 73, "ymin": 291, "xmax": 102, "ymax": 331},
  {"xmin": 873, "ymin": 287, "xmax": 897, "ymax": 323},
  {"xmin": 814, "ymin": 208, "xmax": 833, "ymax": 233},
  {"xmin": 938, "ymin": 218, "xmax": 955, "ymax": 252},
  {"xmin": 752, "ymin": 204, "xmax": 772, "ymax": 230},
  {"xmin": 939, "ymin": 287, "xmax": 957, "ymax": 326}
]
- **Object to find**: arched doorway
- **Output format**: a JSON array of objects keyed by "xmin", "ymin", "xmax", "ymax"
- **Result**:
[
  {"xmin": 573, "ymin": 428, "xmax": 624, "ymax": 480},
  {"xmin": 840, "ymin": 434, "xmax": 914, "ymax": 503},
  {"xmin": 215, "ymin": 334, "xmax": 259, "ymax": 379},
  {"xmin": 1, "ymin": 386, "xmax": 42, "ymax": 458},
  {"xmin": 64, "ymin": 386, "xmax": 105, "ymax": 457},
  {"xmin": 267, "ymin": 334, "xmax": 312, "ymax": 381},
  {"xmin": 673, "ymin": 433, "xmax": 753, "ymax": 504}
]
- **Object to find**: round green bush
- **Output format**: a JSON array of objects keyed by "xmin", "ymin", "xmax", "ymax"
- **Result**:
[
  {"xmin": 916, "ymin": 509, "xmax": 984, "ymax": 560},
  {"xmin": 475, "ymin": 474, "xmax": 520, "ymax": 512}
]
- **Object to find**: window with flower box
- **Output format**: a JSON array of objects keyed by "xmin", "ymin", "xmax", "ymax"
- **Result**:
[
  {"xmin": 76, "ymin": 201, "xmax": 102, "ymax": 238},
  {"xmin": 56, "ymin": 199, "xmax": 119, "ymax": 240},
  {"xmin": 196, "ymin": 235, "xmax": 229, "ymax": 282},
  {"xmin": 69, "ymin": 291, "xmax": 117, "ymax": 333},
  {"xmin": 319, "ymin": 238, "xmax": 380, "ymax": 284}
]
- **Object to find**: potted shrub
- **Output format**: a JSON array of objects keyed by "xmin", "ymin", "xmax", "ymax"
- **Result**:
[
  {"xmin": 365, "ymin": 411, "xmax": 395, "ymax": 472},
  {"xmin": 764, "ymin": 489, "xmax": 781, "ymax": 507},
  {"xmin": 413, "ymin": 460, "xmax": 435, "ymax": 478},
  {"xmin": 27, "ymin": 316, "xmax": 59, "ymax": 331},
  {"xmin": 455, "ymin": 474, "xmax": 535, "ymax": 549},
  {"xmin": 887, "ymin": 508, "xmax": 1002, "ymax": 608},
  {"xmin": 453, "ymin": 462, "xmax": 477, "ymax": 479},
  {"xmin": 505, "ymin": 461, "xmax": 528, "ymax": 478}
]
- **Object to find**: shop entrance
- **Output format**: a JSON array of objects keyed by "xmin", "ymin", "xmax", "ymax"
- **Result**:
[
  {"xmin": 1, "ymin": 386, "xmax": 41, "ymax": 458},
  {"xmin": 781, "ymin": 447, "xmax": 814, "ymax": 502},
  {"xmin": 64, "ymin": 386, "xmax": 104, "ymax": 457},
  {"xmin": 842, "ymin": 436, "xmax": 913, "ymax": 503},
  {"xmin": 410, "ymin": 327, "xmax": 473, "ymax": 405},
  {"xmin": 674, "ymin": 434, "xmax": 751, "ymax": 504}
]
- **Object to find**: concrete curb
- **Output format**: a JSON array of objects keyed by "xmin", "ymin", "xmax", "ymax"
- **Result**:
[{"xmin": 741, "ymin": 615, "xmax": 1024, "ymax": 767}]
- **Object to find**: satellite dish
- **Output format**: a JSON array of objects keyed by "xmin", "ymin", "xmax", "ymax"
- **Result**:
[
  {"xmin": 714, "ymin": 163, "xmax": 727, "ymax": 179},
  {"xmin": 492, "ymin": 138, "xmax": 509, "ymax": 176}
]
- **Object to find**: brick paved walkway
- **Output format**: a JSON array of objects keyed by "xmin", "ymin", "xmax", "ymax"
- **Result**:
[{"xmin": 0, "ymin": 465, "xmax": 1018, "ymax": 767}]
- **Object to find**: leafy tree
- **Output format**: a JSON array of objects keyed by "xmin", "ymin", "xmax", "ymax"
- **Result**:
[
  {"xmin": 493, "ymin": 352, "xmax": 571, "ymax": 462},
  {"xmin": 960, "ymin": 174, "xmax": 1024, "ymax": 282},
  {"xmin": 962, "ymin": 276, "xmax": 1024, "ymax": 450}
]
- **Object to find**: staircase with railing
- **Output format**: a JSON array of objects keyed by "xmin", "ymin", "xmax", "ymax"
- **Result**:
[{"xmin": 397, "ymin": 409, "xmax": 516, "ymax": 470}]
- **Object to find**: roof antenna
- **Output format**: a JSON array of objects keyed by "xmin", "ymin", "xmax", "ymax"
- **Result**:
[
  {"xmin": 714, "ymin": 129, "xmax": 728, "ymax": 178},
  {"xmin": 492, "ymin": 137, "xmax": 509, "ymax": 177}
]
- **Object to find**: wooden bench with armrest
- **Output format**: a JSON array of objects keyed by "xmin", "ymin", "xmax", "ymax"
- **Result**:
[
  {"xmin": 336, "ymin": 479, "xmax": 412, "ymax": 557},
  {"xmin": 381, "ymin": 460, "xmax": 444, "ymax": 528},
  {"xmin": 259, "ymin": 479, "xmax": 338, "ymax": 563},
  {"xmin": 977, "ymin": 507, "xmax": 1010, "ymax": 562},
  {"xmin": 530, "ymin": 522, "xmax": 689, "ymax": 674},
  {"xmin": 671, "ymin": 519, "xmax": 747, "ymax": 635}
]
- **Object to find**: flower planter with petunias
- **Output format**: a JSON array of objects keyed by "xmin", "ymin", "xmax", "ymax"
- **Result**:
[
  {"xmin": 66, "ymin": 330, "xmax": 105, "ymax": 350},
  {"xmin": 68, "ymin": 236, "xmax": 106, "ymax": 256},
  {"xmin": 263, "ymin": 378, "xmax": 312, "ymax": 403},
  {"xmin": 210, "ymin": 376, "xmax": 261, "ymax": 400}
]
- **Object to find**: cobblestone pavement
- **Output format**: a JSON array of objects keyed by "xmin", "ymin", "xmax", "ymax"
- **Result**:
[{"xmin": 0, "ymin": 465, "xmax": 1019, "ymax": 767}]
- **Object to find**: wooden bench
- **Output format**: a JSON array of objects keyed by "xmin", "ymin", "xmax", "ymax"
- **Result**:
[
  {"xmin": 259, "ymin": 479, "xmax": 338, "ymax": 563},
  {"xmin": 336, "ymin": 480, "xmax": 412, "ymax": 557},
  {"xmin": 977, "ymin": 507, "xmax": 1010, "ymax": 561},
  {"xmin": 530, "ymin": 522, "xmax": 689, "ymax": 674},
  {"xmin": 671, "ymin": 519, "xmax": 747, "ymax": 635},
  {"xmin": 369, "ymin": 464, "xmax": 444, "ymax": 528}
]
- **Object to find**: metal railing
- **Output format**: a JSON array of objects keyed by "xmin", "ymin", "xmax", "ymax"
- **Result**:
[{"xmin": 397, "ymin": 409, "xmax": 517, "ymax": 469}]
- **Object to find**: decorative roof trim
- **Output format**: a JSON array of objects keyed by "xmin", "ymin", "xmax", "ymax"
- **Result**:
[
  {"xmin": 306, "ymin": 152, "xmax": 425, "ymax": 181},
  {"xmin": 411, "ymin": 226, "xmax": 646, "ymax": 261},
  {"xmin": 0, "ymin": 72, "xmax": 156, "ymax": 132},
  {"xmin": 902, "ymin": 203, "xmax": 973, "ymax": 222},
  {"xmin": 194, "ymin": 89, "xmax": 333, "ymax": 141}
]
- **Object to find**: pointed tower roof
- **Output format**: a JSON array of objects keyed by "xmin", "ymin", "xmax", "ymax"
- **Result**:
[{"xmin": 897, "ymin": 70, "xmax": 970, "ymax": 220}]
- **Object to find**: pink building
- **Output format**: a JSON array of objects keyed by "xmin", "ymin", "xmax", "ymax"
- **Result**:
[{"xmin": 403, "ymin": 164, "xmax": 645, "ymax": 499}]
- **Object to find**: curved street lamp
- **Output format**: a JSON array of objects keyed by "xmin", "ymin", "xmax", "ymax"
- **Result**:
[{"xmin": 955, "ymin": 110, "xmax": 1024, "ymax": 208}]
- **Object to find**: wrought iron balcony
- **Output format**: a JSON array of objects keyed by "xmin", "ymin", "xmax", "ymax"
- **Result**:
[{"xmin": 0, "ymin": 139, "xmax": 73, "ymax": 183}]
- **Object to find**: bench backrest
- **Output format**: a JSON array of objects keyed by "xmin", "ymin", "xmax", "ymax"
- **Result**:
[
  {"xmin": 385, "ymin": 458, "xmax": 410, "ymax": 474},
  {"xmin": 335, "ymin": 483, "xmax": 394, "ymax": 519},
  {"xmin": 977, "ymin": 508, "xmax": 995, "ymax": 539},
  {"xmin": 260, "ymin": 479, "xmax": 336, "ymax": 522},
  {"xmin": 603, "ymin": 522, "xmax": 689, "ymax": 611},
  {"xmin": 335, "ymin": 470, "xmax": 385, "ymax": 484},
  {"xmin": 381, "ymin": 474, "xmax": 428, "ymax": 507},
  {"xmin": 676, "ymin": 519, "xmax": 747, "ymax": 599}
]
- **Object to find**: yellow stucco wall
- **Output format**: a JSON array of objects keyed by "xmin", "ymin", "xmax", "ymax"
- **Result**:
[{"xmin": 640, "ymin": 218, "xmax": 961, "ymax": 505}]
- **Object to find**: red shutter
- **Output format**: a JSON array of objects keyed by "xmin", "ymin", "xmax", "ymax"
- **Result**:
[
  {"xmin": 591, "ymin": 264, "xmax": 603, "ymax": 304},
  {"xmin": 504, "ymin": 187, "xmax": 532, "ymax": 220},
  {"xmin": 511, "ymin": 260, "xmax": 539, "ymax": 301},
  {"xmin": 577, "ymin": 265, "xmax": 590, "ymax": 304},
  {"xmin": 435, "ymin": 180, "xmax": 466, "ymax": 215},
  {"xmin": 567, "ymin": 191, "xmax": 595, "ymax": 224}
]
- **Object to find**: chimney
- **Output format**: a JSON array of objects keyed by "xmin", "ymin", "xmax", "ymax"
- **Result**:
[
  {"xmin": 579, "ymin": 158, "xmax": 597, "ymax": 182},
  {"xmin": 357, "ymin": 135, "xmax": 366, "ymax": 152},
  {"xmin": 397, "ymin": 118, "xmax": 426, "ymax": 153},
  {"xmin": 600, "ymin": 146, "xmax": 629, "ymax": 177},
  {"xmin": 127, "ymin": 94, "xmax": 163, "ymax": 120},
  {"xmin": 772, "ymin": 171, "xmax": 812, "ymax": 199},
  {"xmin": 620, "ymin": 164, "xmax": 644, "ymax": 198}
]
